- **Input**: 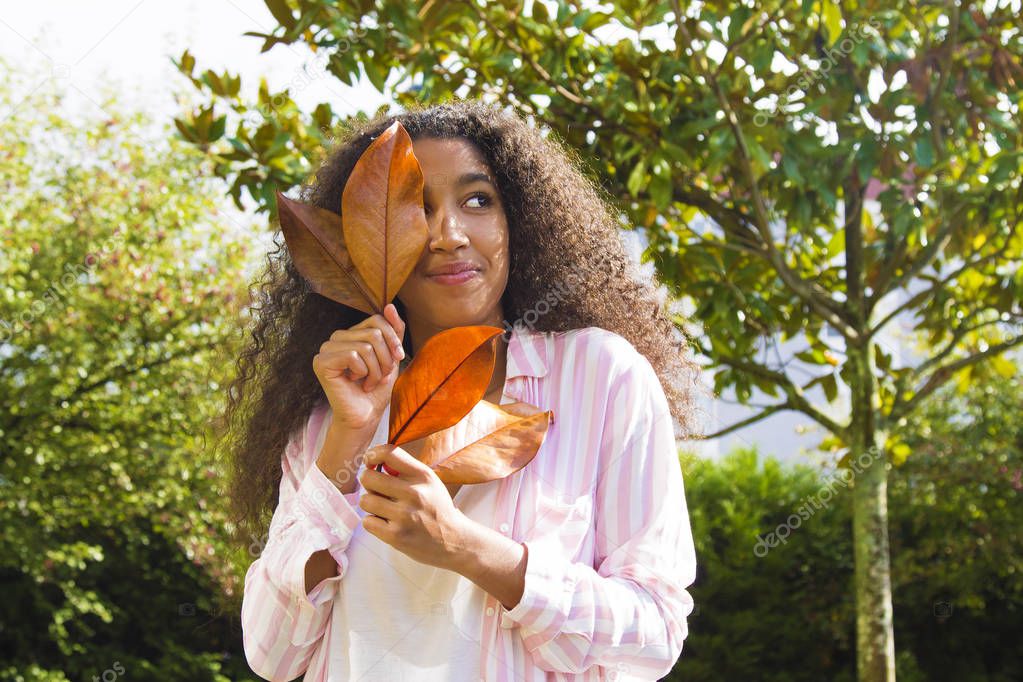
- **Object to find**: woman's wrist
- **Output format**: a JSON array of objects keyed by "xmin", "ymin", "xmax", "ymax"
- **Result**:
[
  {"xmin": 315, "ymin": 419, "xmax": 375, "ymax": 494},
  {"xmin": 447, "ymin": 514, "xmax": 527, "ymax": 610}
]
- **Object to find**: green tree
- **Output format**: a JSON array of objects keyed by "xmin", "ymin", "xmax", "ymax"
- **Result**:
[
  {"xmin": 171, "ymin": 2, "xmax": 1023, "ymax": 678},
  {"xmin": 0, "ymin": 62, "xmax": 255, "ymax": 679}
]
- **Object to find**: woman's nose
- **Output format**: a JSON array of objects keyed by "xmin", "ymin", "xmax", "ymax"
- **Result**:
[{"xmin": 428, "ymin": 204, "xmax": 469, "ymax": 249}]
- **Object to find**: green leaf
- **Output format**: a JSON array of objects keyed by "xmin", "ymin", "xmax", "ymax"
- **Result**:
[
  {"xmin": 676, "ymin": 116, "xmax": 720, "ymax": 140},
  {"xmin": 915, "ymin": 136, "xmax": 934, "ymax": 168},
  {"xmin": 580, "ymin": 11, "xmax": 612, "ymax": 32},
  {"xmin": 746, "ymin": 136, "xmax": 772, "ymax": 173},
  {"xmin": 202, "ymin": 70, "xmax": 226, "ymax": 96},
  {"xmin": 532, "ymin": 0, "xmax": 550, "ymax": 23},
  {"xmin": 627, "ymin": 158, "xmax": 647, "ymax": 197},
  {"xmin": 363, "ymin": 59, "xmax": 388, "ymax": 92},
  {"xmin": 209, "ymin": 115, "xmax": 227, "ymax": 142},
  {"xmin": 827, "ymin": 229, "xmax": 844, "ymax": 258},
  {"xmin": 265, "ymin": 0, "xmax": 296, "ymax": 30},
  {"xmin": 650, "ymin": 174, "xmax": 672, "ymax": 210},
  {"xmin": 176, "ymin": 49, "xmax": 195, "ymax": 76},
  {"xmin": 822, "ymin": 2, "xmax": 843, "ymax": 46},
  {"xmin": 751, "ymin": 40, "xmax": 774, "ymax": 73},
  {"xmin": 781, "ymin": 155, "xmax": 804, "ymax": 184},
  {"xmin": 856, "ymin": 139, "xmax": 879, "ymax": 184},
  {"xmin": 728, "ymin": 6, "xmax": 753, "ymax": 43},
  {"xmin": 173, "ymin": 118, "xmax": 197, "ymax": 143},
  {"xmin": 821, "ymin": 373, "xmax": 838, "ymax": 402}
]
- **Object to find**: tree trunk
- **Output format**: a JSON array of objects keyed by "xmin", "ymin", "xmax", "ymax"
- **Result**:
[{"xmin": 849, "ymin": 346, "xmax": 896, "ymax": 681}]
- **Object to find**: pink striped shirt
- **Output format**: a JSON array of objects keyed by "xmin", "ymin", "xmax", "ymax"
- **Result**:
[{"xmin": 241, "ymin": 324, "xmax": 697, "ymax": 680}]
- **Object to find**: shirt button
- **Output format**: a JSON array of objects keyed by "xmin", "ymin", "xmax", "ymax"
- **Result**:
[
  {"xmin": 485, "ymin": 606, "xmax": 495, "ymax": 616},
  {"xmin": 499, "ymin": 523, "xmax": 510, "ymax": 533}
]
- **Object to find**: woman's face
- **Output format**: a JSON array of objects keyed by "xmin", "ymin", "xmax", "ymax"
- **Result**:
[{"xmin": 396, "ymin": 136, "xmax": 510, "ymax": 347}]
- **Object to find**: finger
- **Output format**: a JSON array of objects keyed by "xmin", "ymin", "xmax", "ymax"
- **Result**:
[
  {"xmin": 384, "ymin": 304, "xmax": 406, "ymax": 349},
  {"xmin": 320, "ymin": 346, "xmax": 372, "ymax": 383},
  {"xmin": 358, "ymin": 490, "xmax": 400, "ymax": 520},
  {"xmin": 362, "ymin": 444, "xmax": 402, "ymax": 477},
  {"xmin": 365, "ymin": 309, "xmax": 406, "ymax": 362},
  {"xmin": 350, "ymin": 326, "xmax": 396, "ymax": 385},
  {"xmin": 314, "ymin": 345, "xmax": 369, "ymax": 381},
  {"xmin": 362, "ymin": 515, "xmax": 389, "ymax": 538},
  {"xmin": 349, "ymin": 341, "xmax": 383, "ymax": 390},
  {"xmin": 352, "ymin": 312, "xmax": 403, "ymax": 361},
  {"xmin": 358, "ymin": 465, "xmax": 403, "ymax": 500},
  {"xmin": 364, "ymin": 444, "xmax": 427, "ymax": 478}
]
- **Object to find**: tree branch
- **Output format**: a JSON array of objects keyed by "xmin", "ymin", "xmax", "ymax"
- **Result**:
[
  {"xmin": 467, "ymin": 2, "xmax": 587, "ymax": 106},
  {"xmin": 891, "ymin": 334, "xmax": 1023, "ymax": 420},
  {"xmin": 844, "ymin": 165, "xmax": 866, "ymax": 324},
  {"xmin": 700, "ymin": 402, "xmax": 790, "ymax": 439},
  {"xmin": 866, "ymin": 186, "xmax": 969, "ymax": 312},
  {"xmin": 717, "ymin": 355, "xmax": 848, "ymax": 437},
  {"xmin": 866, "ymin": 224, "xmax": 1015, "ymax": 339},
  {"xmin": 908, "ymin": 311, "xmax": 1011, "ymax": 383}
]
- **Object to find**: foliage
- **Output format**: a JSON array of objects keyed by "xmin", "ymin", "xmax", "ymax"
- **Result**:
[
  {"xmin": 887, "ymin": 374, "xmax": 1023, "ymax": 681},
  {"xmin": 0, "ymin": 61, "xmax": 256, "ymax": 680},
  {"xmin": 671, "ymin": 368, "xmax": 1023, "ymax": 681},
  {"xmin": 672, "ymin": 447, "xmax": 856, "ymax": 682}
]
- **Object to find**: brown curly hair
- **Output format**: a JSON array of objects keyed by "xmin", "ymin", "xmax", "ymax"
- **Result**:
[{"xmin": 216, "ymin": 98, "xmax": 703, "ymax": 541}]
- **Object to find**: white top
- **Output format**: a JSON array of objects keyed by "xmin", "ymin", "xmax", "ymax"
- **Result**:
[{"xmin": 326, "ymin": 392, "xmax": 513, "ymax": 681}]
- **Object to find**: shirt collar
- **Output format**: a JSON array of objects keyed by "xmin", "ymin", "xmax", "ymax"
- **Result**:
[{"xmin": 505, "ymin": 324, "xmax": 549, "ymax": 379}]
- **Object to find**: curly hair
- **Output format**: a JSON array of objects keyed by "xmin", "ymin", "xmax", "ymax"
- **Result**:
[{"xmin": 216, "ymin": 98, "xmax": 703, "ymax": 541}]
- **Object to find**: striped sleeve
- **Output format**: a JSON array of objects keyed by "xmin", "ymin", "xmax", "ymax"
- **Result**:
[
  {"xmin": 498, "ymin": 348, "xmax": 697, "ymax": 678},
  {"xmin": 240, "ymin": 411, "xmax": 364, "ymax": 681}
]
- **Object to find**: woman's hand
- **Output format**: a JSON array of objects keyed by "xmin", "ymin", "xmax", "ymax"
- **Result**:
[
  {"xmin": 356, "ymin": 444, "xmax": 470, "ymax": 570},
  {"xmin": 312, "ymin": 303, "xmax": 406, "ymax": 432}
]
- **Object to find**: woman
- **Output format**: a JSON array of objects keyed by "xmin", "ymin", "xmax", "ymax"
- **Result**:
[{"xmin": 224, "ymin": 99, "xmax": 700, "ymax": 681}]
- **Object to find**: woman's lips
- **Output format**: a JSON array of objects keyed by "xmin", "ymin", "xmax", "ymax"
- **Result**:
[{"xmin": 427, "ymin": 269, "xmax": 480, "ymax": 285}]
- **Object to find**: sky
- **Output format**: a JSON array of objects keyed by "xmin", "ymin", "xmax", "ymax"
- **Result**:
[{"xmin": 0, "ymin": 0, "xmax": 385, "ymax": 124}]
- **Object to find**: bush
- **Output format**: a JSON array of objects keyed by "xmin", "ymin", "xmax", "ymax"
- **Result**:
[
  {"xmin": 667, "ymin": 447, "xmax": 856, "ymax": 682},
  {"xmin": 888, "ymin": 374, "xmax": 1023, "ymax": 681}
]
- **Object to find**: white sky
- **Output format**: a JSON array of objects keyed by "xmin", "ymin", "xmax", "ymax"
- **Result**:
[
  {"xmin": 0, "ymin": 0, "xmax": 386, "ymax": 123},
  {"xmin": 0, "ymin": 0, "xmax": 395, "ymax": 261}
]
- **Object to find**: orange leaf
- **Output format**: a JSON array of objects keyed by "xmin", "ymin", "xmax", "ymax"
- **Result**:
[
  {"xmin": 434, "ymin": 411, "xmax": 552, "ymax": 484},
  {"xmin": 401, "ymin": 399, "xmax": 553, "ymax": 484},
  {"xmin": 342, "ymin": 120, "xmax": 430, "ymax": 312},
  {"xmin": 276, "ymin": 191, "xmax": 377, "ymax": 314},
  {"xmin": 388, "ymin": 325, "xmax": 504, "ymax": 445}
]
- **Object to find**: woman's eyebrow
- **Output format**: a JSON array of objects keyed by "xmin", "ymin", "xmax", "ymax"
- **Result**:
[
  {"xmin": 455, "ymin": 171, "xmax": 494, "ymax": 187},
  {"xmin": 425, "ymin": 171, "xmax": 494, "ymax": 192}
]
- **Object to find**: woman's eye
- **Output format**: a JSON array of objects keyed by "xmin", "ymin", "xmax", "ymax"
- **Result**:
[{"xmin": 466, "ymin": 193, "xmax": 490, "ymax": 208}]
